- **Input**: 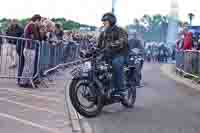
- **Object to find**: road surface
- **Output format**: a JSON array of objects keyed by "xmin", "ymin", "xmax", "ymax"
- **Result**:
[
  {"xmin": 0, "ymin": 77, "xmax": 76, "ymax": 133},
  {"xmin": 1, "ymin": 62, "xmax": 200, "ymax": 133},
  {"xmin": 80, "ymin": 63, "xmax": 200, "ymax": 133}
]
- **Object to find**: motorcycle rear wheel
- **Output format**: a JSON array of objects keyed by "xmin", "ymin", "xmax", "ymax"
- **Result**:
[{"xmin": 121, "ymin": 86, "xmax": 136, "ymax": 108}]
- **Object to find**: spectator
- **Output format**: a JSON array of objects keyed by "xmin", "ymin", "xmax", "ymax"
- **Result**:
[
  {"xmin": 172, "ymin": 47, "xmax": 176, "ymax": 60},
  {"xmin": 152, "ymin": 44, "xmax": 159, "ymax": 62},
  {"xmin": 0, "ymin": 31, "xmax": 3, "ymax": 56},
  {"xmin": 183, "ymin": 32, "xmax": 193, "ymax": 50},
  {"xmin": 20, "ymin": 14, "xmax": 42, "ymax": 87},
  {"xmin": 63, "ymin": 32, "xmax": 72, "ymax": 41},
  {"xmin": 54, "ymin": 23, "xmax": 64, "ymax": 64},
  {"xmin": 16, "ymin": 34, "xmax": 25, "ymax": 85},
  {"xmin": 146, "ymin": 45, "xmax": 152, "ymax": 62},
  {"xmin": 176, "ymin": 39, "xmax": 182, "ymax": 50},
  {"xmin": 55, "ymin": 23, "xmax": 64, "ymax": 40},
  {"xmin": 6, "ymin": 19, "xmax": 24, "ymax": 68},
  {"xmin": 39, "ymin": 25, "xmax": 48, "ymax": 41},
  {"xmin": 158, "ymin": 44, "xmax": 165, "ymax": 62},
  {"xmin": 197, "ymin": 39, "xmax": 200, "ymax": 50},
  {"xmin": 42, "ymin": 19, "xmax": 55, "ymax": 36}
]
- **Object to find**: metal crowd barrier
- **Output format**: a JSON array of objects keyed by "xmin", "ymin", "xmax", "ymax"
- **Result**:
[
  {"xmin": 176, "ymin": 50, "xmax": 200, "ymax": 80},
  {"xmin": 0, "ymin": 35, "xmax": 81, "ymax": 88},
  {"xmin": 39, "ymin": 41, "xmax": 80, "ymax": 73},
  {"xmin": 176, "ymin": 50, "xmax": 184, "ymax": 70},
  {"xmin": 0, "ymin": 35, "xmax": 40, "ymax": 87}
]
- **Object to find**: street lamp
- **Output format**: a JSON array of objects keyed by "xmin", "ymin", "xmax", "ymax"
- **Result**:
[
  {"xmin": 112, "ymin": 0, "xmax": 117, "ymax": 15},
  {"xmin": 188, "ymin": 13, "xmax": 195, "ymax": 25}
]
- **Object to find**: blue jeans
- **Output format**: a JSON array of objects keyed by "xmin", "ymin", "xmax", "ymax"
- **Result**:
[{"xmin": 112, "ymin": 55, "xmax": 125, "ymax": 91}]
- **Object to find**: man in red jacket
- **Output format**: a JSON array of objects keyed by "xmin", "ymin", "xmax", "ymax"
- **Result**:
[{"xmin": 183, "ymin": 32, "xmax": 193, "ymax": 50}]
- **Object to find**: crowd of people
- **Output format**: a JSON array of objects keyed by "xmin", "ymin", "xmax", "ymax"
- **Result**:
[
  {"xmin": 0, "ymin": 13, "xmax": 184, "ymax": 89},
  {"xmin": 0, "ymin": 14, "xmax": 96, "ymax": 88},
  {"xmin": 144, "ymin": 42, "xmax": 175, "ymax": 63},
  {"xmin": 175, "ymin": 26, "xmax": 200, "ymax": 77},
  {"xmin": 176, "ymin": 26, "xmax": 200, "ymax": 51}
]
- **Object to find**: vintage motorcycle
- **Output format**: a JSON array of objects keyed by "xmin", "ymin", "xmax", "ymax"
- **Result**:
[{"xmin": 68, "ymin": 47, "xmax": 142, "ymax": 118}]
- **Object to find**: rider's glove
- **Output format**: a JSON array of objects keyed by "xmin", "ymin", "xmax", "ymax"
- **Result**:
[{"xmin": 110, "ymin": 40, "xmax": 121, "ymax": 48}]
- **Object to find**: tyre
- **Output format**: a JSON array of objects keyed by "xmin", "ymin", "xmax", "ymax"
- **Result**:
[
  {"xmin": 68, "ymin": 78, "xmax": 104, "ymax": 118},
  {"xmin": 121, "ymin": 86, "xmax": 136, "ymax": 108}
]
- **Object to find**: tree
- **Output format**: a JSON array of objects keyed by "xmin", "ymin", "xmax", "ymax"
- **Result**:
[
  {"xmin": 0, "ymin": 18, "xmax": 8, "ymax": 23},
  {"xmin": 53, "ymin": 18, "xmax": 66, "ymax": 23},
  {"xmin": 0, "ymin": 18, "xmax": 10, "ymax": 32},
  {"xmin": 20, "ymin": 18, "xmax": 30, "ymax": 28},
  {"xmin": 126, "ymin": 14, "xmax": 174, "ymax": 42},
  {"xmin": 188, "ymin": 13, "xmax": 195, "ymax": 25},
  {"xmin": 63, "ymin": 20, "xmax": 80, "ymax": 30},
  {"xmin": 142, "ymin": 14, "xmax": 152, "ymax": 25},
  {"xmin": 50, "ymin": 18, "xmax": 81, "ymax": 30}
]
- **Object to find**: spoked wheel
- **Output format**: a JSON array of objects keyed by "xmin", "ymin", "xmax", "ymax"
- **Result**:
[
  {"xmin": 121, "ymin": 86, "xmax": 136, "ymax": 108},
  {"xmin": 69, "ymin": 78, "xmax": 104, "ymax": 118}
]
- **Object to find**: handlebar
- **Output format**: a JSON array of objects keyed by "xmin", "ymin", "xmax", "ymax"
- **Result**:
[
  {"xmin": 80, "ymin": 46, "xmax": 109, "ymax": 59},
  {"xmin": 129, "ymin": 48, "xmax": 144, "ymax": 56}
]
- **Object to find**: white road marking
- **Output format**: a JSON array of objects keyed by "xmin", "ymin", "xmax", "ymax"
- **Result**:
[
  {"xmin": 0, "ymin": 88, "xmax": 63, "ymax": 103},
  {"xmin": 0, "ymin": 98, "xmax": 65, "ymax": 115},
  {"xmin": 0, "ymin": 112, "xmax": 62, "ymax": 133},
  {"xmin": 0, "ymin": 88, "xmax": 78, "ymax": 132}
]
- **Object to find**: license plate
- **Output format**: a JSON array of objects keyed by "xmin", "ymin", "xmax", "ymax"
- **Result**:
[{"xmin": 82, "ymin": 62, "xmax": 92, "ymax": 72}]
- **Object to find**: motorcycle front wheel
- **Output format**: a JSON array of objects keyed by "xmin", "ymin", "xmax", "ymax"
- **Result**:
[{"xmin": 69, "ymin": 78, "xmax": 104, "ymax": 118}]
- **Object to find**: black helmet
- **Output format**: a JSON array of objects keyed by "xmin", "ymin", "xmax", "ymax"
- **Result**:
[{"xmin": 101, "ymin": 13, "xmax": 117, "ymax": 26}]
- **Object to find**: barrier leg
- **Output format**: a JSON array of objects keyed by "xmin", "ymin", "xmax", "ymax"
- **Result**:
[{"xmin": 30, "ymin": 79, "xmax": 36, "ymax": 88}]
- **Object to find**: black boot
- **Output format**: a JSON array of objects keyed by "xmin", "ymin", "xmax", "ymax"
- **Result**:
[{"xmin": 111, "ymin": 89, "xmax": 128, "ymax": 101}]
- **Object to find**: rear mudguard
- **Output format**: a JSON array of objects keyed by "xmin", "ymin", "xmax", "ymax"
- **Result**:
[{"xmin": 126, "ymin": 68, "xmax": 138, "ymax": 85}]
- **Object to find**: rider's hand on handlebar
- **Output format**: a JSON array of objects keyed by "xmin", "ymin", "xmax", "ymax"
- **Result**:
[
  {"xmin": 131, "ymin": 48, "xmax": 141, "ymax": 55},
  {"xmin": 110, "ymin": 40, "xmax": 120, "ymax": 48}
]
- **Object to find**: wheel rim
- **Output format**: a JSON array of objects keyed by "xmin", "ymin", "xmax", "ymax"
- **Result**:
[{"xmin": 75, "ymin": 81, "xmax": 99, "ymax": 112}]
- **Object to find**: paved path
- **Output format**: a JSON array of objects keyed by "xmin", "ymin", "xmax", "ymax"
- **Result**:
[
  {"xmin": 0, "ymin": 72, "xmax": 78, "ymax": 133},
  {"xmin": 2, "ymin": 62, "xmax": 200, "ymax": 133},
  {"xmin": 79, "ymin": 63, "xmax": 200, "ymax": 133}
]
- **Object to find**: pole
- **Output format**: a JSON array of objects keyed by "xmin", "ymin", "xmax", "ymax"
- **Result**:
[
  {"xmin": 112, "ymin": 0, "xmax": 116, "ymax": 15},
  {"xmin": 112, "ymin": 8, "xmax": 115, "ymax": 14}
]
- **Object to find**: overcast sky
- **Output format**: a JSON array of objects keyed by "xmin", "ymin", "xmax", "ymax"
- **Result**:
[{"xmin": 0, "ymin": 0, "xmax": 199, "ymax": 26}]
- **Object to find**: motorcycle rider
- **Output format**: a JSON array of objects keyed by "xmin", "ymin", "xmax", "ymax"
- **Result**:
[
  {"xmin": 97, "ymin": 12, "xmax": 129, "ymax": 99},
  {"xmin": 128, "ymin": 31, "xmax": 144, "ymax": 86}
]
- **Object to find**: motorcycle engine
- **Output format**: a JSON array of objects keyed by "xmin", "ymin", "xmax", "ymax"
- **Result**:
[{"xmin": 97, "ymin": 62, "xmax": 111, "ymax": 84}]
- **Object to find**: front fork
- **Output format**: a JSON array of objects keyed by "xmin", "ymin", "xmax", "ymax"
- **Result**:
[{"xmin": 88, "ymin": 71, "xmax": 104, "ymax": 96}]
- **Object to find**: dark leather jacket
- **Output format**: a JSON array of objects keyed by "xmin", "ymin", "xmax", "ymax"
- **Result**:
[{"xmin": 97, "ymin": 25, "xmax": 128, "ymax": 57}]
